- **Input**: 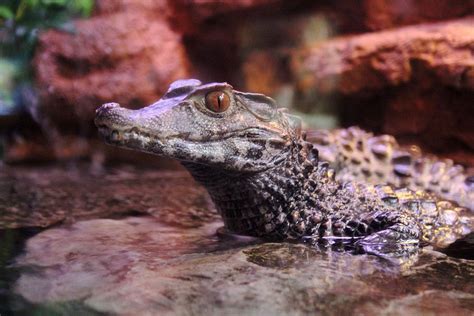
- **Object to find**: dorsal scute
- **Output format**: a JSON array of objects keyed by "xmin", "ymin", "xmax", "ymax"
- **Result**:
[{"xmin": 285, "ymin": 113, "xmax": 302, "ymax": 135}]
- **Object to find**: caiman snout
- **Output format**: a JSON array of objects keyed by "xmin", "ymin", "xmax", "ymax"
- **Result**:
[
  {"xmin": 94, "ymin": 102, "xmax": 121, "ymax": 127},
  {"xmin": 95, "ymin": 102, "xmax": 141, "ymax": 145},
  {"xmin": 94, "ymin": 98, "xmax": 176, "ymax": 151},
  {"xmin": 94, "ymin": 102, "xmax": 138, "ymax": 130},
  {"xmin": 98, "ymin": 102, "xmax": 120, "ymax": 111}
]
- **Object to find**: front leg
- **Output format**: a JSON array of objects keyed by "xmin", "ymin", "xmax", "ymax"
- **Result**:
[
  {"xmin": 353, "ymin": 211, "xmax": 420, "ymax": 257},
  {"xmin": 303, "ymin": 204, "xmax": 421, "ymax": 258}
]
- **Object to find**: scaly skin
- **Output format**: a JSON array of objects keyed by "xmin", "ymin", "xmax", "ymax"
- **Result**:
[
  {"xmin": 95, "ymin": 79, "xmax": 473, "ymax": 257},
  {"xmin": 308, "ymin": 127, "xmax": 474, "ymax": 211}
]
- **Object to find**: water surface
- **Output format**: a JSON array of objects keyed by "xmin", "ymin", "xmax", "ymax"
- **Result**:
[{"xmin": 1, "ymin": 164, "xmax": 473, "ymax": 315}]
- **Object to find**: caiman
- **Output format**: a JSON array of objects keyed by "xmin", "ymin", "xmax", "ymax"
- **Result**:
[{"xmin": 95, "ymin": 79, "xmax": 473, "ymax": 257}]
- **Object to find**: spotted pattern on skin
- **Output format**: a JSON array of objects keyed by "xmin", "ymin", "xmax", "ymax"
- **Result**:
[
  {"xmin": 308, "ymin": 127, "xmax": 473, "ymax": 211},
  {"xmin": 95, "ymin": 79, "xmax": 473, "ymax": 258}
]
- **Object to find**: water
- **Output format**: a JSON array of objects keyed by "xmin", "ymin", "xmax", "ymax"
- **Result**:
[{"xmin": 1, "ymin": 164, "xmax": 473, "ymax": 315}]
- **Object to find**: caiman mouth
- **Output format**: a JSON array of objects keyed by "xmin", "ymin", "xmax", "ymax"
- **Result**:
[
  {"xmin": 96, "ymin": 124, "xmax": 286, "ymax": 146},
  {"xmin": 96, "ymin": 125, "xmax": 156, "ymax": 145},
  {"xmin": 94, "ymin": 103, "xmax": 166, "ymax": 147}
]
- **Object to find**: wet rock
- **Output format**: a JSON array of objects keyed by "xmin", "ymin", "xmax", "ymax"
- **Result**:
[
  {"xmin": 291, "ymin": 17, "xmax": 474, "ymax": 95},
  {"xmin": 0, "ymin": 165, "xmax": 215, "ymax": 229},
  {"xmin": 33, "ymin": 10, "xmax": 190, "ymax": 132},
  {"xmin": 2, "ymin": 163, "xmax": 473, "ymax": 314},
  {"xmin": 11, "ymin": 216, "xmax": 474, "ymax": 315},
  {"xmin": 243, "ymin": 243, "xmax": 321, "ymax": 269}
]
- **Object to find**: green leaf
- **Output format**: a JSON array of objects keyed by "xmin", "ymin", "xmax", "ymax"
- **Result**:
[
  {"xmin": 41, "ymin": 0, "xmax": 67, "ymax": 6},
  {"xmin": 4, "ymin": 0, "xmax": 95, "ymax": 88},
  {"xmin": 0, "ymin": 6, "xmax": 14, "ymax": 19},
  {"xmin": 27, "ymin": 0, "xmax": 41, "ymax": 6},
  {"xmin": 72, "ymin": 0, "xmax": 94, "ymax": 16},
  {"xmin": 15, "ymin": 0, "xmax": 28, "ymax": 19}
]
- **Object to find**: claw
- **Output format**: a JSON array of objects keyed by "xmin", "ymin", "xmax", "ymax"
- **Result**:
[{"xmin": 356, "ymin": 228, "xmax": 419, "ymax": 258}]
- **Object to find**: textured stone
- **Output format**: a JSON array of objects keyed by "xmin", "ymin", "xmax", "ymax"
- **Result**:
[
  {"xmin": 11, "ymin": 0, "xmax": 474, "ymax": 167},
  {"xmin": 337, "ymin": 79, "xmax": 474, "ymax": 165},
  {"xmin": 242, "ymin": 51, "xmax": 288, "ymax": 96},
  {"xmin": 3, "ymin": 164, "xmax": 473, "ymax": 315},
  {"xmin": 383, "ymin": 86, "xmax": 474, "ymax": 155},
  {"xmin": 291, "ymin": 17, "xmax": 474, "ymax": 95},
  {"xmin": 11, "ymin": 217, "xmax": 474, "ymax": 315},
  {"xmin": 171, "ymin": 0, "xmax": 474, "ymax": 34},
  {"xmin": 2, "ymin": 133, "xmax": 184, "ymax": 165},
  {"xmin": 363, "ymin": 0, "xmax": 474, "ymax": 31},
  {"xmin": 170, "ymin": 0, "xmax": 284, "ymax": 23},
  {"xmin": 92, "ymin": 0, "xmax": 169, "ymax": 15},
  {"xmin": 0, "ymin": 165, "xmax": 211, "ymax": 229},
  {"xmin": 33, "ymin": 11, "xmax": 189, "ymax": 131}
]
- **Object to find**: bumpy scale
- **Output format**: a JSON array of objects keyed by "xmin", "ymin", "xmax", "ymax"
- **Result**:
[
  {"xmin": 308, "ymin": 128, "xmax": 473, "ymax": 211},
  {"xmin": 95, "ymin": 79, "xmax": 473, "ymax": 257}
]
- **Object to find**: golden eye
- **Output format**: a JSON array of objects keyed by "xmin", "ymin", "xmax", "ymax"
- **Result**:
[{"xmin": 205, "ymin": 91, "xmax": 230, "ymax": 113}]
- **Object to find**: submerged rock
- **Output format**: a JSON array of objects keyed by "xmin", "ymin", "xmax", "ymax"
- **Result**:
[
  {"xmin": 12, "ymin": 215, "xmax": 474, "ymax": 315},
  {"xmin": 2, "ymin": 165, "xmax": 473, "ymax": 314}
]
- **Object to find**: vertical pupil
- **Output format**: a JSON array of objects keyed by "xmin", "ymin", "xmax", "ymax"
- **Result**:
[
  {"xmin": 205, "ymin": 91, "xmax": 228, "ymax": 112},
  {"xmin": 217, "ymin": 94, "xmax": 224, "ymax": 109}
]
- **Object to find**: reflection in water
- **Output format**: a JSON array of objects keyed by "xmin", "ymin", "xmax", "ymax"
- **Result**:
[
  {"xmin": 1, "ymin": 165, "xmax": 473, "ymax": 315},
  {"xmin": 11, "ymin": 216, "xmax": 474, "ymax": 315}
]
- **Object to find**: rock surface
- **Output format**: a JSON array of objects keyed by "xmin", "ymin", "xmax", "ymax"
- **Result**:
[
  {"xmin": 1, "ymin": 164, "xmax": 473, "ymax": 315},
  {"xmin": 362, "ymin": 0, "xmax": 474, "ymax": 31},
  {"xmin": 291, "ymin": 17, "xmax": 474, "ymax": 162},
  {"xmin": 382, "ymin": 85, "xmax": 474, "ymax": 161},
  {"xmin": 170, "ymin": 0, "xmax": 285, "ymax": 23},
  {"xmin": 92, "ymin": 0, "xmax": 169, "ymax": 16},
  {"xmin": 291, "ymin": 17, "xmax": 474, "ymax": 95},
  {"xmin": 5, "ymin": 0, "xmax": 473, "ymax": 164},
  {"xmin": 0, "ymin": 164, "xmax": 212, "ymax": 229},
  {"xmin": 336, "ymin": 83, "xmax": 474, "ymax": 166},
  {"xmin": 12, "ymin": 216, "xmax": 474, "ymax": 315},
  {"xmin": 34, "ymin": 11, "xmax": 189, "ymax": 131}
]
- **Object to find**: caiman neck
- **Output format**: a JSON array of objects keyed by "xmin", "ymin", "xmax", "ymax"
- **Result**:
[{"xmin": 181, "ymin": 139, "xmax": 323, "ymax": 238}]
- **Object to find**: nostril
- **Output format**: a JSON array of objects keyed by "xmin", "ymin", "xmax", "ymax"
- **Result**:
[
  {"xmin": 102, "ymin": 102, "xmax": 120, "ymax": 109},
  {"xmin": 96, "ymin": 102, "xmax": 120, "ymax": 114}
]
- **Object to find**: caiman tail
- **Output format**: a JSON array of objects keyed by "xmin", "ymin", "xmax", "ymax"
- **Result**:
[
  {"xmin": 308, "ymin": 127, "xmax": 473, "ymax": 211},
  {"xmin": 371, "ymin": 184, "xmax": 473, "ymax": 248}
]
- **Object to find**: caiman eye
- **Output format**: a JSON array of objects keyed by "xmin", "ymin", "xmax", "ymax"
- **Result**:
[{"xmin": 205, "ymin": 91, "xmax": 230, "ymax": 113}]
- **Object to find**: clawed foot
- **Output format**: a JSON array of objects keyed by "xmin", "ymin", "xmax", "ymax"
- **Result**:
[{"xmin": 355, "ymin": 228, "xmax": 419, "ymax": 261}]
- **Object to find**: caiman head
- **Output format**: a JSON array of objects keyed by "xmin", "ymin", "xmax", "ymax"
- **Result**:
[{"xmin": 95, "ymin": 79, "xmax": 301, "ymax": 172}]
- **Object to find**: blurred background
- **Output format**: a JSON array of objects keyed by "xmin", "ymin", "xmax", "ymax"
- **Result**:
[
  {"xmin": 0, "ymin": 2, "xmax": 473, "ymax": 314},
  {"xmin": 0, "ymin": 0, "xmax": 473, "ymax": 167}
]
